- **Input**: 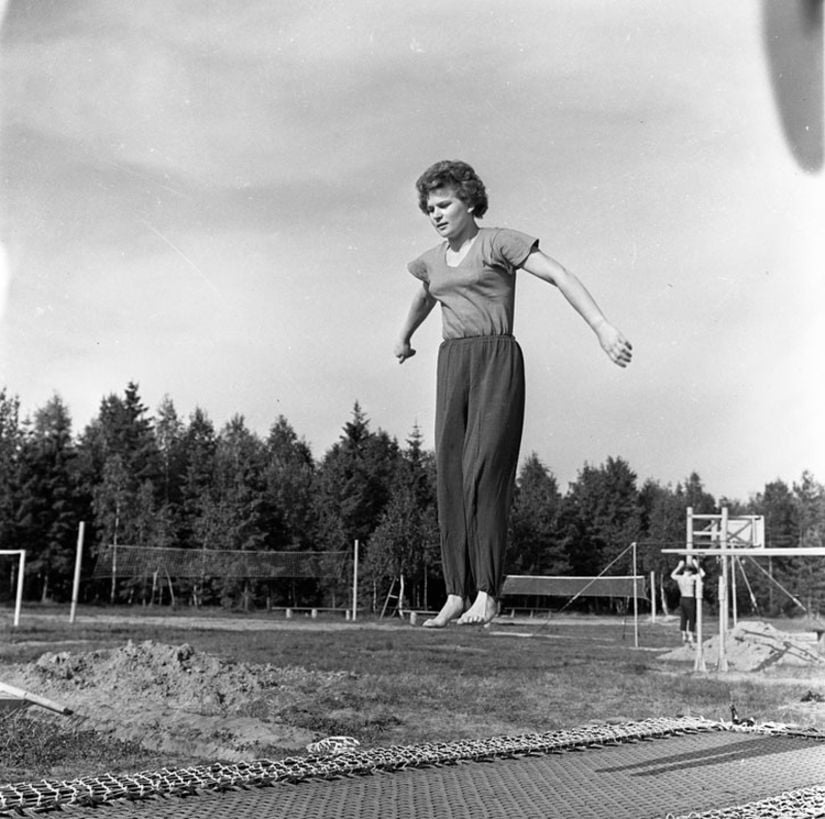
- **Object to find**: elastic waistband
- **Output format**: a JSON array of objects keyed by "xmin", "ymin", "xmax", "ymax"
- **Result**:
[{"xmin": 440, "ymin": 333, "xmax": 516, "ymax": 349}]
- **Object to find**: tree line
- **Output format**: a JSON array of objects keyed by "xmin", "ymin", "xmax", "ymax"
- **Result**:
[{"xmin": 1, "ymin": 383, "xmax": 824, "ymax": 615}]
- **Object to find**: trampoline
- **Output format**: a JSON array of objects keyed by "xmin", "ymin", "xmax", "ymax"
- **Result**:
[{"xmin": 2, "ymin": 717, "xmax": 824, "ymax": 818}]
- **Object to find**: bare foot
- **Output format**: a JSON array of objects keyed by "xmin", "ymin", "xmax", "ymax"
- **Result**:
[
  {"xmin": 457, "ymin": 592, "xmax": 498, "ymax": 626},
  {"xmin": 422, "ymin": 595, "xmax": 465, "ymax": 629}
]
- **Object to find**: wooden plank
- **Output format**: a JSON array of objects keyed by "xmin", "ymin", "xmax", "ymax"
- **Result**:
[{"xmin": 662, "ymin": 548, "xmax": 825, "ymax": 557}]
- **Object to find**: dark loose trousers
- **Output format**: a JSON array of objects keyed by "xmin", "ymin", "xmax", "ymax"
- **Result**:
[
  {"xmin": 435, "ymin": 335, "xmax": 525, "ymax": 600},
  {"xmin": 679, "ymin": 597, "xmax": 697, "ymax": 632}
]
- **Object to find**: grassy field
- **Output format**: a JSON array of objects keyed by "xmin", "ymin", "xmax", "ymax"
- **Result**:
[{"xmin": 1, "ymin": 605, "xmax": 824, "ymax": 784}]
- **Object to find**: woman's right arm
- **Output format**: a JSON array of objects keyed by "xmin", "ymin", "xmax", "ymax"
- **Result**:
[{"xmin": 395, "ymin": 282, "xmax": 437, "ymax": 363}]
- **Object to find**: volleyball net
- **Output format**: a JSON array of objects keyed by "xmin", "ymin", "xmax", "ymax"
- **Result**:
[
  {"xmin": 88, "ymin": 544, "xmax": 357, "ymax": 613},
  {"xmin": 91, "ymin": 545, "xmax": 350, "ymax": 580}
]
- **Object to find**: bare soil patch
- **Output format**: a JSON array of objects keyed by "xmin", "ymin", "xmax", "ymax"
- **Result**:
[
  {"xmin": 658, "ymin": 620, "xmax": 825, "ymax": 672},
  {"xmin": 2, "ymin": 640, "xmax": 351, "ymax": 761}
]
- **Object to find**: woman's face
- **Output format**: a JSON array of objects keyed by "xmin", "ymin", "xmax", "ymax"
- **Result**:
[{"xmin": 425, "ymin": 186, "xmax": 476, "ymax": 242}]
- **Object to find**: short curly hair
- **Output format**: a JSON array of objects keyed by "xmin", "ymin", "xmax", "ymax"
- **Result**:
[{"xmin": 415, "ymin": 160, "xmax": 488, "ymax": 218}]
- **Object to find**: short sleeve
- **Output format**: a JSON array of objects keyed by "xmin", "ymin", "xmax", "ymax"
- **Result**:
[
  {"xmin": 489, "ymin": 228, "xmax": 539, "ymax": 271},
  {"xmin": 407, "ymin": 256, "xmax": 429, "ymax": 283}
]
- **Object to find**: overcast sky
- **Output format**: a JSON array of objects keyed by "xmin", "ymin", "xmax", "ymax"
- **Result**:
[{"xmin": 1, "ymin": 1, "xmax": 822, "ymax": 502}]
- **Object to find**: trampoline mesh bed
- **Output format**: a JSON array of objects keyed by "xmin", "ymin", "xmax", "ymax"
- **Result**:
[{"xmin": 2, "ymin": 717, "xmax": 825, "ymax": 818}]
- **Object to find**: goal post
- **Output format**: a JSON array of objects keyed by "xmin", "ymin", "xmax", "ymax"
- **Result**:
[{"xmin": 0, "ymin": 550, "xmax": 25, "ymax": 627}]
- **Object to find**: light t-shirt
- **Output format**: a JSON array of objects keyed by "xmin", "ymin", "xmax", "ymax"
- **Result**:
[{"xmin": 407, "ymin": 227, "xmax": 538, "ymax": 340}]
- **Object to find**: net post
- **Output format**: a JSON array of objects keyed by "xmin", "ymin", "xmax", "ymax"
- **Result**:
[
  {"xmin": 69, "ymin": 522, "xmax": 85, "ymax": 625},
  {"xmin": 14, "ymin": 550, "xmax": 24, "ymax": 627},
  {"xmin": 632, "ymin": 542, "xmax": 639, "ymax": 648},
  {"xmin": 351, "ymin": 539, "xmax": 359, "ymax": 622},
  {"xmin": 110, "ymin": 540, "xmax": 117, "ymax": 604}
]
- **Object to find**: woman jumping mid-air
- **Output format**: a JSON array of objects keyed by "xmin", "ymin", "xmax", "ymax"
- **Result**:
[{"xmin": 395, "ymin": 160, "xmax": 632, "ymax": 628}]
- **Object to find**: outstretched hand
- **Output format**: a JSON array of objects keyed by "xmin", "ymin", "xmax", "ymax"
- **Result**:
[
  {"xmin": 597, "ymin": 323, "xmax": 633, "ymax": 368},
  {"xmin": 394, "ymin": 340, "xmax": 416, "ymax": 364}
]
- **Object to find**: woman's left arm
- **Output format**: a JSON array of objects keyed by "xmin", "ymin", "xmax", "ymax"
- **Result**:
[{"xmin": 520, "ymin": 249, "xmax": 633, "ymax": 368}]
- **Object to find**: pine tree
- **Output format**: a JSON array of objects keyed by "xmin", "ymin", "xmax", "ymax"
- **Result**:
[
  {"xmin": 638, "ymin": 479, "xmax": 686, "ymax": 568},
  {"xmin": 313, "ymin": 403, "xmax": 402, "ymax": 610},
  {"xmin": 155, "ymin": 395, "xmax": 186, "ymax": 508},
  {"xmin": 77, "ymin": 383, "xmax": 161, "ymax": 554},
  {"xmin": 681, "ymin": 472, "xmax": 716, "ymax": 515},
  {"xmin": 263, "ymin": 415, "xmax": 315, "ymax": 550},
  {"xmin": 92, "ymin": 454, "xmax": 130, "ymax": 549},
  {"xmin": 369, "ymin": 424, "xmax": 439, "ymax": 609},
  {"xmin": 314, "ymin": 402, "xmax": 401, "ymax": 548},
  {"xmin": 207, "ymin": 415, "xmax": 267, "ymax": 553},
  {"xmin": 83, "ymin": 383, "xmax": 159, "ymax": 483},
  {"xmin": 559, "ymin": 457, "xmax": 642, "ymax": 575},
  {"xmin": 15, "ymin": 395, "xmax": 80, "ymax": 601},
  {"xmin": 791, "ymin": 472, "xmax": 825, "ymax": 613},
  {"xmin": 0, "ymin": 390, "xmax": 22, "ymax": 553},
  {"xmin": 795, "ymin": 471, "xmax": 825, "ymax": 549},
  {"xmin": 178, "ymin": 407, "xmax": 218, "ymax": 549},
  {"xmin": 508, "ymin": 452, "xmax": 563, "ymax": 575}
]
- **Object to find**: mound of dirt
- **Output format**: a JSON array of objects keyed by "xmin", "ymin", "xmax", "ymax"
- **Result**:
[
  {"xmin": 1, "ymin": 640, "xmax": 352, "ymax": 761},
  {"xmin": 659, "ymin": 620, "xmax": 825, "ymax": 672}
]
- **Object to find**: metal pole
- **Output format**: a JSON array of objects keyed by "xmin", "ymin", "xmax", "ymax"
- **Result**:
[
  {"xmin": 731, "ymin": 552, "xmax": 738, "ymax": 627},
  {"xmin": 717, "ymin": 575, "xmax": 729, "ymax": 671},
  {"xmin": 351, "ymin": 540, "xmax": 359, "ymax": 622},
  {"xmin": 14, "ymin": 551, "xmax": 25, "ymax": 628},
  {"xmin": 649, "ymin": 570, "xmax": 656, "ymax": 622},
  {"xmin": 718, "ymin": 507, "xmax": 729, "ymax": 672},
  {"xmin": 632, "ymin": 542, "xmax": 639, "ymax": 648},
  {"xmin": 70, "ymin": 522, "xmax": 85, "ymax": 624},
  {"xmin": 686, "ymin": 506, "xmax": 693, "ymax": 551},
  {"xmin": 721, "ymin": 506, "xmax": 729, "ymax": 628},
  {"xmin": 110, "ymin": 535, "xmax": 118, "ymax": 605},
  {"xmin": 693, "ymin": 573, "xmax": 707, "ymax": 672}
]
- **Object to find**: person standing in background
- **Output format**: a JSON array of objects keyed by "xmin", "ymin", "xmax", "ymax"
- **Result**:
[{"xmin": 671, "ymin": 557, "xmax": 705, "ymax": 646}]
